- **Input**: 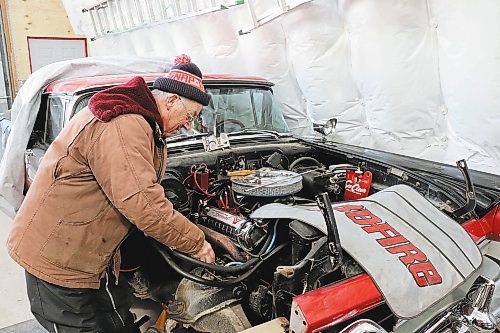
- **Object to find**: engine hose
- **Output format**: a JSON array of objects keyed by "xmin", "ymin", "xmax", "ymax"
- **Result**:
[
  {"xmin": 153, "ymin": 242, "xmax": 287, "ymax": 287},
  {"xmin": 168, "ymin": 230, "xmax": 274, "ymax": 274},
  {"xmin": 289, "ymin": 156, "xmax": 324, "ymax": 170}
]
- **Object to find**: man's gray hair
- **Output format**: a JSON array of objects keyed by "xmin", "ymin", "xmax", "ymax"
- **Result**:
[{"xmin": 151, "ymin": 89, "xmax": 173, "ymax": 102}]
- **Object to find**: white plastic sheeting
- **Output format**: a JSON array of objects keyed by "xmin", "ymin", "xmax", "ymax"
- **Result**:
[
  {"xmin": 0, "ymin": 117, "xmax": 10, "ymax": 161},
  {"xmin": 0, "ymin": 57, "xmax": 170, "ymax": 217},
  {"xmin": 50, "ymin": 1, "xmax": 500, "ymax": 175}
]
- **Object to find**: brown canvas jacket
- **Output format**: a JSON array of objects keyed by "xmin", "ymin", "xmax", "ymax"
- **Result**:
[{"xmin": 7, "ymin": 78, "xmax": 204, "ymax": 289}]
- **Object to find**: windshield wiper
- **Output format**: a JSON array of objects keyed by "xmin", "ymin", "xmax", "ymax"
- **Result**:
[
  {"xmin": 225, "ymin": 129, "xmax": 290, "ymax": 137},
  {"xmin": 166, "ymin": 133, "xmax": 209, "ymax": 143}
]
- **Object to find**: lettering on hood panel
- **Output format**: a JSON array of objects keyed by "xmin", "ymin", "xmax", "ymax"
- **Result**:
[
  {"xmin": 334, "ymin": 204, "xmax": 443, "ymax": 287},
  {"xmin": 250, "ymin": 185, "xmax": 482, "ymax": 318}
]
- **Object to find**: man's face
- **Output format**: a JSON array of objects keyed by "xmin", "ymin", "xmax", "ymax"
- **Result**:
[{"xmin": 158, "ymin": 94, "xmax": 203, "ymax": 137}]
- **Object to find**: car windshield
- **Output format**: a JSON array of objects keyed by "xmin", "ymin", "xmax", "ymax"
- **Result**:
[
  {"xmin": 194, "ymin": 87, "xmax": 289, "ymax": 134},
  {"xmin": 73, "ymin": 86, "xmax": 289, "ymax": 136}
]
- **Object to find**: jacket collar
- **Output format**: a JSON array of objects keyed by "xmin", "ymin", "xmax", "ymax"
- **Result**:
[{"xmin": 88, "ymin": 76, "xmax": 163, "ymax": 134}]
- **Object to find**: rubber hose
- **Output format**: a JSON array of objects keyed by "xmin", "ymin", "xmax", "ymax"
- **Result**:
[
  {"xmin": 169, "ymin": 230, "xmax": 274, "ymax": 274},
  {"xmin": 153, "ymin": 242, "xmax": 287, "ymax": 287}
]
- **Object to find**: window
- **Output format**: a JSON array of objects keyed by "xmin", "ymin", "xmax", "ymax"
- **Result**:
[
  {"xmin": 196, "ymin": 87, "xmax": 288, "ymax": 134},
  {"xmin": 74, "ymin": 95, "xmax": 92, "ymax": 115},
  {"xmin": 45, "ymin": 96, "xmax": 69, "ymax": 143},
  {"xmin": 70, "ymin": 86, "xmax": 290, "ymax": 137}
]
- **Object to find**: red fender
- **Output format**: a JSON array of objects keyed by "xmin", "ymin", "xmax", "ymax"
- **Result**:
[
  {"xmin": 463, "ymin": 204, "xmax": 500, "ymax": 242},
  {"xmin": 290, "ymin": 204, "xmax": 499, "ymax": 333},
  {"xmin": 289, "ymin": 274, "xmax": 383, "ymax": 333}
]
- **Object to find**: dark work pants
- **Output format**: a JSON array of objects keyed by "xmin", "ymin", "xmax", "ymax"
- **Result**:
[{"xmin": 25, "ymin": 270, "xmax": 138, "ymax": 333}]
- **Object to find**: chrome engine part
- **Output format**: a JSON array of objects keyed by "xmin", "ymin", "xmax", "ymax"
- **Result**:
[
  {"xmin": 199, "ymin": 207, "xmax": 265, "ymax": 250},
  {"xmin": 231, "ymin": 168, "xmax": 303, "ymax": 197},
  {"xmin": 391, "ymin": 276, "xmax": 498, "ymax": 333}
]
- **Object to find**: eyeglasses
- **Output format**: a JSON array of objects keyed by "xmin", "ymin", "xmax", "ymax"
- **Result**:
[{"xmin": 178, "ymin": 97, "xmax": 198, "ymax": 123}]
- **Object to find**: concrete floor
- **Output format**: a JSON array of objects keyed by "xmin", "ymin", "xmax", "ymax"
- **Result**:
[
  {"xmin": 0, "ymin": 211, "xmax": 34, "ymax": 329},
  {"xmin": 0, "ymin": 320, "xmax": 45, "ymax": 333}
]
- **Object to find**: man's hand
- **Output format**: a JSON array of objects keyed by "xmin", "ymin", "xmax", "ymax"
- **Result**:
[{"xmin": 191, "ymin": 240, "xmax": 215, "ymax": 263}]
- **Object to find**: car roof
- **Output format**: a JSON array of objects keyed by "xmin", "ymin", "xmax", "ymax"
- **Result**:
[{"xmin": 45, "ymin": 73, "xmax": 272, "ymax": 94}]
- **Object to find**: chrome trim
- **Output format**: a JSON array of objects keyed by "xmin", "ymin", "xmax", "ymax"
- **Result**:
[
  {"xmin": 489, "ymin": 278, "xmax": 500, "ymax": 321},
  {"xmin": 313, "ymin": 117, "xmax": 337, "ymax": 136},
  {"xmin": 422, "ymin": 312, "xmax": 451, "ymax": 333},
  {"xmin": 461, "ymin": 276, "xmax": 497, "ymax": 332},
  {"xmin": 202, "ymin": 133, "xmax": 230, "ymax": 152},
  {"xmin": 167, "ymin": 133, "xmax": 289, "ymax": 148},
  {"xmin": 340, "ymin": 319, "xmax": 387, "ymax": 333},
  {"xmin": 420, "ymin": 275, "xmax": 498, "ymax": 333}
]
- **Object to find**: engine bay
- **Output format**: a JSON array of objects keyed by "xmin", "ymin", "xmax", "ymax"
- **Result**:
[{"xmin": 120, "ymin": 140, "xmax": 470, "ymax": 332}]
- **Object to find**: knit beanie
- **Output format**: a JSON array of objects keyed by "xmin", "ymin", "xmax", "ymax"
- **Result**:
[{"xmin": 153, "ymin": 54, "xmax": 211, "ymax": 106}]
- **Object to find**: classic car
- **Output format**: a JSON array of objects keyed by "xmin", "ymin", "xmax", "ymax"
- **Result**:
[{"xmin": 23, "ymin": 72, "xmax": 500, "ymax": 333}]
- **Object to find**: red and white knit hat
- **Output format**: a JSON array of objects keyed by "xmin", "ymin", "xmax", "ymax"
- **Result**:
[{"xmin": 153, "ymin": 54, "xmax": 211, "ymax": 106}]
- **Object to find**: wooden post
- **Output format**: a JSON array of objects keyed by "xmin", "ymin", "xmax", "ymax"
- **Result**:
[{"xmin": 0, "ymin": 0, "xmax": 17, "ymax": 97}]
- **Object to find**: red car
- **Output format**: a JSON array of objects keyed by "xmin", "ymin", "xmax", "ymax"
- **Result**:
[{"xmin": 23, "ymin": 72, "xmax": 500, "ymax": 333}]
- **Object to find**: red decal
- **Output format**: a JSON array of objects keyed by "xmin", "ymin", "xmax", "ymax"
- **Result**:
[
  {"xmin": 377, "ymin": 234, "xmax": 407, "ymax": 247},
  {"xmin": 386, "ymin": 242, "xmax": 428, "ymax": 265},
  {"xmin": 408, "ymin": 261, "xmax": 443, "ymax": 287},
  {"xmin": 363, "ymin": 222, "xmax": 400, "ymax": 239},
  {"xmin": 344, "ymin": 171, "xmax": 372, "ymax": 200},
  {"xmin": 346, "ymin": 209, "xmax": 382, "ymax": 227},
  {"xmin": 335, "ymin": 204, "xmax": 442, "ymax": 287},
  {"xmin": 334, "ymin": 205, "xmax": 365, "ymax": 213}
]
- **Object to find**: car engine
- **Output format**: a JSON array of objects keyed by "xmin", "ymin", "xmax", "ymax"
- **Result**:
[{"xmin": 120, "ymin": 147, "xmax": 464, "ymax": 333}]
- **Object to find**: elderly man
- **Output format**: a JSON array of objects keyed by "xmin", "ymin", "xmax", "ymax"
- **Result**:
[{"xmin": 7, "ymin": 55, "xmax": 215, "ymax": 332}]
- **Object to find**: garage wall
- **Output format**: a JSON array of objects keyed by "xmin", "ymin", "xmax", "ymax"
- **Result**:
[
  {"xmin": 5, "ymin": 0, "xmax": 81, "ymax": 90},
  {"xmin": 62, "ymin": 0, "xmax": 500, "ymax": 175}
]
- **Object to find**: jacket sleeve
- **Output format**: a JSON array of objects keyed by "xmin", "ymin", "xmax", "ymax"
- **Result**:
[{"xmin": 87, "ymin": 115, "xmax": 204, "ymax": 254}]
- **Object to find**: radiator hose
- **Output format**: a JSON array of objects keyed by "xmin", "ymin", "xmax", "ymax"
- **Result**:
[{"xmin": 152, "ymin": 240, "xmax": 286, "ymax": 288}]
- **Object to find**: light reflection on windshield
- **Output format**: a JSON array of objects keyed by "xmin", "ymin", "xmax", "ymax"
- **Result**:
[{"xmin": 194, "ymin": 87, "xmax": 288, "ymax": 135}]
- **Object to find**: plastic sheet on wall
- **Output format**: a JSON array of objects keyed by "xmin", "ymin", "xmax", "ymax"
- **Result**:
[{"xmin": 62, "ymin": 0, "xmax": 500, "ymax": 175}]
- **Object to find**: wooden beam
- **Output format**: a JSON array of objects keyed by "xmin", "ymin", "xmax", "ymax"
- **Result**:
[{"xmin": 0, "ymin": 0, "xmax": 17, "ymax": 96}]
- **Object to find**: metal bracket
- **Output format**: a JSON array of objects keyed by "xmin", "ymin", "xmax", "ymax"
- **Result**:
[
  {"xmin": 202, "ymin": 133, "xmax": 230, "ymax": 152},
  {"xmin": 452, "ymin": 159, "xmax": 477, "ymax": 218}
]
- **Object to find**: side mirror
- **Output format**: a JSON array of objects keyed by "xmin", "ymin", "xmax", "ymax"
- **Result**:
[
  {"xmin": 313, "ymin": 118, "xmax": 337, "ymax": 136},
  {"xmin": 340, "ymin": 319, "xmax": 388, "ymax": 333}
]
